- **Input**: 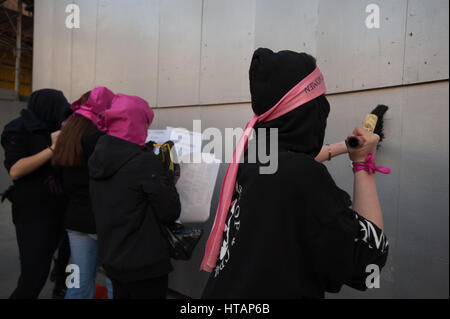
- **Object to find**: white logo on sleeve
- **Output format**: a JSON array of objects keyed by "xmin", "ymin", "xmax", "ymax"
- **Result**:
[{"xmin": 214, "ymin": 184, "xmax": 242, "ymax": 278}]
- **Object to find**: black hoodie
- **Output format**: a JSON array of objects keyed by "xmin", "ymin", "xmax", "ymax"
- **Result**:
[
  {"xmin": 89, "ymin": 135, "xmax": 181, "ymax": 283},
  {"xmin": 201, "ymin": 49, "xmax": 389, "ymax": 299},
  {"xmin": 1, "ymin": 89, "xmax": 69, "ymax": 224}
]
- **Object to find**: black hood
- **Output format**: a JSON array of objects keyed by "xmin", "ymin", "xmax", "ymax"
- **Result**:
[
  {"xmin": 249, "ymin": 48, "xmax": 330, "ymax": 158},
  {"xmin": 89, "ymin": 135, "xmax": 143, "ymax": 180},
  {"xmin": 4, "ymin": 89, "xmax": 70, "ymax": 134},
  {"xmin": 27, "ymin": 89, "xmax": 70, "ymax": 132}
]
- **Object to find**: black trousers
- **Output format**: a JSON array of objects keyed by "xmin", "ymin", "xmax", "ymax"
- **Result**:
[
  {"xmin": 52, "ymin": 231, "xmax": 71, "ymax": 289},
  {"xmin": 10, "ymin": 221, "xmax": 65, "ymax": 299},
  {"xmin": 111, "ymin": 275, "xmax": 168, "ymax": 299}
]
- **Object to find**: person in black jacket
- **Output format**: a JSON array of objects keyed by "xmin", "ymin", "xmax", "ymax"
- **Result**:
[
  {"xmin": 201, "ymin": 49, "xmax": 389, "ymax": 299},
  {"xmin": 89, "ymin": 93, "xmax": 181, "ymax": 299},
  {"xmin": 52, "ymin": 87, "xmax": 115, "ymax": 299},
  {"xmin": 1, "ymin": 89, "xmax": 70, "ymax": 299}
]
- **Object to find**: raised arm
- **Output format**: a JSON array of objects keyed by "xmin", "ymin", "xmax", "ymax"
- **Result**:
[
  {"xmin": 8, "ymin": 131, "xmax": 60, "ymax": 181},
  {"xmin": 5, "ymin": 131, "xmax": 60, "ymax": 180},
  {"xmin": 347, "ymin": 126, "xmax": 384, "ymax": 230}
]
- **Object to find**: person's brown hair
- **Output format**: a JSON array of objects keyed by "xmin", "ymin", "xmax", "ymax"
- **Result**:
[
  {"xmin": 52, "ymin": 92, "xmax": 98, "ymax": 168},
  {"xmin": 78, "ymin": 91, "xmax": 91, "ymax": 106}
]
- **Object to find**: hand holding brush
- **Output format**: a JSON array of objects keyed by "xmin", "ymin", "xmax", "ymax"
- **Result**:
[
  {"xmin": 316, "ymin": 104, "xmax": 389, "ymax": 163},
  {"xmin": 346, "ymin": 104, "xmax": 389, "ymax": 149}
]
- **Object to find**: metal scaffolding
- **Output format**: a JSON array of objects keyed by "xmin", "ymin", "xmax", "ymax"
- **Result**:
[{"xmin": 0, "ymin": 0, "xmax": 33, "ymax": 99}]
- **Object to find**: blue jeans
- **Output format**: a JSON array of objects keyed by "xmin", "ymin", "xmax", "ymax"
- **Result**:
[{"xmin": 65, "ymin": 231, "xmax": 113, "ymax": 299}]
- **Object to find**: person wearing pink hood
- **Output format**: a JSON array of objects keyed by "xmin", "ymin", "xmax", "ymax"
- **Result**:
[
  {"xmin": 52, "ymin": 86, "xmax": 115, "ymax": 299},
  {"xmin": 88, "ymin": 94, "xmax": 181, "ymax": 299}
]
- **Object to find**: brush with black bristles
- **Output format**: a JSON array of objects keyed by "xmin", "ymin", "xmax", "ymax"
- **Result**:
[{"xmin": 346, "ymin": 105, "xmax": 389, "ymax": 149}]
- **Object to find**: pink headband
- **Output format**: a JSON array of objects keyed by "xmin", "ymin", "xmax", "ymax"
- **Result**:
[
  {"xmin": 201, "ymin": 67, "xmax": 327, "ymax": 272},
  {"xmin": 71, "ymin": 86, "xmax": 115, "ymax": 131}
]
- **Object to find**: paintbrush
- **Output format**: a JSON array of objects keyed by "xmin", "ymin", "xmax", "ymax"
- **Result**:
[{"xmin": 346, "ymin": 104, "xmax": 389, "ymax": 149}]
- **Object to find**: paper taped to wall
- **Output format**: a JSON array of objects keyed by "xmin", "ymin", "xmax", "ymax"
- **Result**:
[
  {"xmin": 146, "ymin": 129, "xmax": 171, "ymax": 145},
  {"xmin": 147, "ymin": 127, "xmax": 220, "ymax": 223},
  {"xmin": 176, "ymin": 153, "xmax": 220, "ymax": 223}
]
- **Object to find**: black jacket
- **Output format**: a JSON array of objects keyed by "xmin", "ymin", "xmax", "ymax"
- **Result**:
[
  {"xmin": 89, "ymin": 135, "xmax": 181, "ymax": 283},
  {"xmin": 63, "ymin": 130, "xmax": 104, "ymax": 234},
  {"xmin": 202, "ymin": 151, "xmax": 389, "ymax": 299},
  {"xmin": 1, "ymin": 89, "xmax": 70, "ymax": 224},
  {"xmin": 1, "ymin": 123, "xmax": 67, "ymax": 225}
]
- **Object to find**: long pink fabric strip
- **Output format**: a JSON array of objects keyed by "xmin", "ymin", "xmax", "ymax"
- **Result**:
[{"xmin": 201, "ymin": 67, "xmax": 327, "ymax": 272}]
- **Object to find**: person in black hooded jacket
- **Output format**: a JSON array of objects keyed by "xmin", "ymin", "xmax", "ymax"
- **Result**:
[
  {"xmin": 201, "ymin": 49, "xmax": 389, "ymax": 299},
  {"xmin": 89, "ymin": 94, "xmax": 181, "ymax": 299},
  {"xmin": 1, "ymin": 89, "xmax": 71, "ymax": 299}
]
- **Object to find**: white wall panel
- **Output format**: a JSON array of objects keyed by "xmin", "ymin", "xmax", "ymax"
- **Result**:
[
  {"xmin": 199, "ymin": 0, "xmax": 256, "ymax": 104},
  {"xmin": 254, "ymin": 0, "xmax": 319, "ymax": 55},
  {"xmin": 95, "ymin": 0, "xmax": 159, "ymax": 106},
  {"xmin": 154, "ymin": 105, "xmax": 202, "ymax": 131},
  {"xmin": 50, "ymin": 0, "xmax": 74, "ymax": 99},
  {"xmin": 32, "ymin": 0, "xmax": 55, "ymax": 91},
  {"xmin": 316, "ymin": 0, "xmax": 407, "ymax": 93},
  {"xmin": 70, "ymin": 0, "xmax": 99, "ymax": 102},
  {"xmin": 394, "ymin": 82, "xmax": 449, "ymax": 297},
  {"xmin": 157, "ymin": 0, "xmax": 203, "ymax": 107},
  {"xmin": 403, "ymin": 0, "xmax": 449, "ymax": 84}
]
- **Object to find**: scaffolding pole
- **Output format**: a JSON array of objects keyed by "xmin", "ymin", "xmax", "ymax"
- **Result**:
[{"xmin": 14, "ymin": 0, "xmax": 23, "ymax": 99}]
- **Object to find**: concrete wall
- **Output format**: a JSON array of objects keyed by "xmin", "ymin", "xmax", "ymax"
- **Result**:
[
  {"xmin": 33, "ymin": 0, "xmax": 449, "ymax": 103},
  {"xmin": 29, "ymin": 0, "xmax": 449, "ymax": 298}
]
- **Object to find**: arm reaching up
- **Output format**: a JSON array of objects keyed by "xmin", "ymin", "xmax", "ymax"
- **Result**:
[
  {"xmin": 347, "ymin": 126, "xmax": 384, "ymax": 230},
  {"xmin": 315, "ymin": 141, "xmax": 348, "ymax": 163}
]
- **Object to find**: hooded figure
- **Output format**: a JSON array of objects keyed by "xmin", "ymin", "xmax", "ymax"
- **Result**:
[
  {"xmin": 201, "ymin": 49, "xmax": 389, "ymax": 299},
  {"xmin": 1, "ymin": 89, "xmax": 70, "ymax": 299},
  {"xmin": 88, "ymin": 94, "xmax": 181, "ymax": 299},
  {"xmin": 1, "ymin": 88, "xmax": 70, "ymax": 222},
  {"xmin": 54, "ymin": 86, "xmax": 115, "ymax": 235},
  {"xmin": 51, "ymin": 86, "xmax": 116, "ymax": 299},
  {"xmin": 69, "ymin": 86, "xmax": 116, "ymax": 131}
]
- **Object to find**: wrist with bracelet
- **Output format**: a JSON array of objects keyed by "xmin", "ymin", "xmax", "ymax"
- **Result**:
[
  {"xmin": 326, "ymin": 144, "xmax": 332, "ymax": 161},
  {"xmin": 351, "ymin": 152, "xmax": 391, "ymax": 175}
]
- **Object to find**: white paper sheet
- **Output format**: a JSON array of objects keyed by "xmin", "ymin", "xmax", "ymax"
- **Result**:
[
  {"xmin": 146, "ymin": 129, "xmax": 171, "ymax": 144},
  {"xmin": 146, "ymin": 129, "xmax": 172, "ymax": 154},
  {"xmin": 176, "ymin": 153, "xmax": 221, "ymax": 223}
]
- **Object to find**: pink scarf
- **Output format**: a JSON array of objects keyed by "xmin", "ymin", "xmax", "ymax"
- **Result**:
[
  {"xmin": 200, "ymin": 67, "xmax": 327, "ymax": 272},
  {"xmin": 71, "ymin": 86, "xmax": 115, "ymax": 131}
]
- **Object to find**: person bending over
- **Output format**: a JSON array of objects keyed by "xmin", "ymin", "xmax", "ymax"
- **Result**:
[{"xmin": 89, "ymin": 94, "xmax": 181, "ymax": 299}]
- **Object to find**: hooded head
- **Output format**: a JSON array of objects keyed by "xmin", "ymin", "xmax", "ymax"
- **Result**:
[
  {"xmin": 250, "ymin": 48, "xmax": 330, "ymax": 158},
  {"xmin": 71, "ymin": 86, "xmax": 115, "ymax": 131},
  {"xmin": 105, "ymin": 94, "xmax": 154, "ymax": 146},
  {"xmin": 25, "ymin": 89, "xmax": 70, "ymax": 132}
]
